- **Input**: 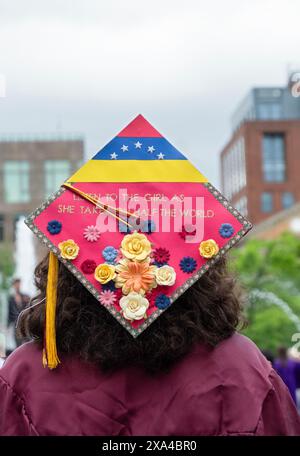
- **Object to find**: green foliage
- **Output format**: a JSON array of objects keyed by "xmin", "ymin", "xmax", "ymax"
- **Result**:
[
  {"xmin": 243, "ymin": 304, "xmax": 298, "ymax": 352},
  {"xmin": 0, "ymin": 244, "xmax": 14, "ymax": 289},
  {"xmin": 231, "ymin": 232, "xmax": 300, "ymax": 353}
]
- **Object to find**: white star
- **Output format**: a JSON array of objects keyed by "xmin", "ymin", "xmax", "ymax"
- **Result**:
[
  {"xmin": 157, "ymin": 153, "xmax": 165, "ymax": 160},
  {"xmin": 110, "ymin": 152, "xmax": 118, "ymax": 159},
  {"xmin": 134, "ymin": 141, "xmax": 142, "ymax": 149},
  {"xmin": 148, "ymin": 146, "xmax": 155, "ymax": 153},
  {"xmin": 121, "ymin": 145, "xmax": 128, "ymax": 152}
]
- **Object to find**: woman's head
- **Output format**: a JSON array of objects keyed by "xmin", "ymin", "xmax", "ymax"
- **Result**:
[{"xmin": 19, "ymin": 253, "xmax": 245, "ymax": 374}]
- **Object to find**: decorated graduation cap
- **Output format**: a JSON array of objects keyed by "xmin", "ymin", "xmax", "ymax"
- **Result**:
[{"xmin": 25, "ymin": 114, "xmax": 252, "ymax": 369}]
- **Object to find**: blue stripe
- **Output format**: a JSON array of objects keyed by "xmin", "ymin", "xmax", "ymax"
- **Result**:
[{"xmin": 92, "ymin": 137, "xmax": 187, "ymax": 160}]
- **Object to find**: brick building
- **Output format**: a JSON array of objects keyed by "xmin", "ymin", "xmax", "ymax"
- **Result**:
[
  {"xmin": 0, "ymin": 137, "xmax": 84, "ymax": 243},
  {"xmin": 220, "ymin": 81, "xmax": 300, "ymax": 225}
]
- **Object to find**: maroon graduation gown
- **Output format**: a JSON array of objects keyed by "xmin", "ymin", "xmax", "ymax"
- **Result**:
[{"xmin": 1, "ymin": 334, "xmax": 300, "ymax": 436}]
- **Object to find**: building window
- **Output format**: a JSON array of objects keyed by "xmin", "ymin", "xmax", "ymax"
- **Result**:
[
  {"xmin": 257, "ymin": 103, "xmax": 282, "ymax": 120},
  {"xmin": 262, "ymin": 133, "xmax": 285, "ymax": 182},
  {"xmin": 0, "ymin": 215, "xmax": 4, "ymax": 241},
  {"xmin": 222, "ymin": 137, "xmax": 246, "ymax": 200},
  {"xmin": 44, "ymin": 160, "xmax": 71, "ymax": 195},
  {"xmin": 261, "ymin": 192, "xmax": 273, "ymax": 213},
  {"xmin": 3, "ymin": 161, "xmax": 30, "ymax": 203},
  {"xmin": 282, "ymin": 192, "xmax": 295, "ymax": 210}
]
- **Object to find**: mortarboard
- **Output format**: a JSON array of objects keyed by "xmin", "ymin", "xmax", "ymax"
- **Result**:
[{"xmin": 25, "ymin": 114, "xmax": 252, "ymax": 369}]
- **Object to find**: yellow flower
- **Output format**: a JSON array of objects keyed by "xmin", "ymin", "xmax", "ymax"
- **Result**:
[
  {"xmin": 58, "ymin": 239, "xmax": 79, "ymax": 260},
  {"xmin": 94, "ymin": 263, "xmax": 116, "ymax": 284},
  {"xmin": 199, "ymin": 239, "xmax": 219, "ymax": 258},
  {"xmin": 119, "ymin": 292, "xmax": 149, "ymax": 321},
  {"xmin": 120, "ymin": 232, "xmax": 152, "ymax": 261}
]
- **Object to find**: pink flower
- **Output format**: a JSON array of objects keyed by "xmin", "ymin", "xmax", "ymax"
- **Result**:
[
  {"xmin": 99, "ymin": 290, "xmax": 117, "ymax": 306},
  {"xmin": 84, "ymin": 225, "xmax": 101, "ymax": 242},
  {"xmin": 153, "ymin": 247, "xmax": 170, "ymax": 265}
]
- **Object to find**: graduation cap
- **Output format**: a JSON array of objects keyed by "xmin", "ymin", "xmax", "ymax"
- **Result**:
[{"xmin": 25, "ymin": 114, "xmax": 252, "ymax": 369}]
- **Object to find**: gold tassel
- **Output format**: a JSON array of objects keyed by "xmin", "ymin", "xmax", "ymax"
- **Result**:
[{"xmin": 43, "ymin": 251, "xmax": 60, "ymax": 369}]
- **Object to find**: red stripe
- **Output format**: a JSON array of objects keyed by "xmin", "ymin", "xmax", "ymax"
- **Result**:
[{"xmin": 117, "ymin": 114, "xmax": 163, "ymax": 138}]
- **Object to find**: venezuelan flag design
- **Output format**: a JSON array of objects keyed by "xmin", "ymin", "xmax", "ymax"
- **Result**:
[{"xmin": 68, "ymin": 115, "xmax": 207, "ymax": 183}]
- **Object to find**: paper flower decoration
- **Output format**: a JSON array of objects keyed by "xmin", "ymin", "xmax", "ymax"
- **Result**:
[
  {"xmin": 58, "ymin": 239, "xmax": 79, "ymax": 260},
  {"xmin": 119, "ymin": 292, "xmax": 149, "ymax": 321},
  {"xmin": 101, "ymin": 281, "xmax": 116, "ymax": 291},
  {"xmin": 199, "ymin": 239, "xmax": 219, "ymax": 258},
  {"xmin": 155, "ymin": 265, "xmax": 176, "ymax": 286},
  {"xmin": 83, "ymin": 225, "xmax": 101, "ymax": 242},
  {"xmin": 81, "ymin": 259, "xmax": 97, "ymax": 274},
  {"xmin": 120, "ymin": 232, "xmax": 152, "ymax": 261},
  {"xmin": 115, "ymin": 258, "xmax": 157, "ymax": 295},
  {"xmin": 47, "ymin": 220, "xmax": 62, "ymax": 235},
  {"xmin": 99, "ymin": 290, "xmax": 117, "ymax": 306},
  {"xmin": 219, "ymin": 223, "xmax": 234, "ymax": 239},
  {"xmin": 102, "ymin": 246, "xmax": 119, "ymax": 264},
  {"xmin": 179, "ymin": 256, "xmax": 197, "ymax": 273},
  {"xmin": 155, "ymin": 294, "xmax": 171, "ymax": 310},
  {"xmin": 153, "ymin": 247, "xmax": 170, "ymax": 265},
  {"xmin": 94, "ymin": 263, "xmax": 116, "ymax": 284}
]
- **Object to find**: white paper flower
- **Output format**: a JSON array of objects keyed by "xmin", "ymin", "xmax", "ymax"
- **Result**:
[
  {"xmin": 83, "ymin": 225, "xmax": 101, "ymax": 242},
  {"xmin": 155, "ymin": 265, "xmax": 176, "ymax": 286},
  {"xmin": 119, "ymin": 292, "xmax": 149, "ymax": 321}
]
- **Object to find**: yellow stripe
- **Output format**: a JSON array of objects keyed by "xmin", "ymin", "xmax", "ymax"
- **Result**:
[{"xmin": 67, "ymin": 160, "xmax": 207, "ymax": 183}]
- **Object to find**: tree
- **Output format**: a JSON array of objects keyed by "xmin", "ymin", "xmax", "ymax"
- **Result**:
[
  {"xmin": 230, "ymin": 232, "xmax": 300, "ymax": 353},
  {"xmin": 0, "ymin": 243, "xmax": 14, "ymax": 289}
]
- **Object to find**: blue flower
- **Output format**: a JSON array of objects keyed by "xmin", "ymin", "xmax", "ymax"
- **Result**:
[
  {"xmin": 47, "ymin": 220, "xmax": 62, "ymax": 235},
  {"xmin": 219, "ymin": 223, "xmax": 234, "ymax": 239},
  {"xmin": 102, "ymin": 246, "xmax": 118, "ymax": 264},
  {"xmin": 118, "ymin": 221, "xmax": 133, "ymax": 233},
  {"xmin": 101, "ymin": 280, "xmax": 116, "ymax": 291},
  {"xmin": 179, "ymin": 256, "xmax": 197, "ymax": 273},
  {"xmin": 141, "ymin": 219, "xmax": 156, "ymax": 233},
  {"xmin": 153, "ymin": 260, "xmax": 168, "ymax": 267},
  {"xmin": 155, "ymin": 294, "xmax": 171, "ymax": 310}
]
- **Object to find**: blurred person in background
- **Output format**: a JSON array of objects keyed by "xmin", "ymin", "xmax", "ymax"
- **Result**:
[
  {"xmin": 7, "ymin": 278, "xmax": 29, "ymax": 350},
  {"xmin": 273, "ymin": 346, "xmax": 300, "ymax": 406},
  {"xmin": 261, "ymin": 349, "xmax": 274, "ymax": 365}
]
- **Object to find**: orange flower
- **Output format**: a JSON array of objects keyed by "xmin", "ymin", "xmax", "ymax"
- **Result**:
[{"xmin": 115, "ymin": 258, "xmax": 157, "ymax": 295}]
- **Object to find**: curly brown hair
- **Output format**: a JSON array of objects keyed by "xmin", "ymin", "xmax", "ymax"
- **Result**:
[{"xmin": 18, "ymin": 253, "xmax": 245, "ymax": 374}]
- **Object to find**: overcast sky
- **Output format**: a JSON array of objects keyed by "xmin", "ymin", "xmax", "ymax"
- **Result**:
[{"xmin": 0, "ymin": 0, "xmax": 299, "ymax": 185}]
